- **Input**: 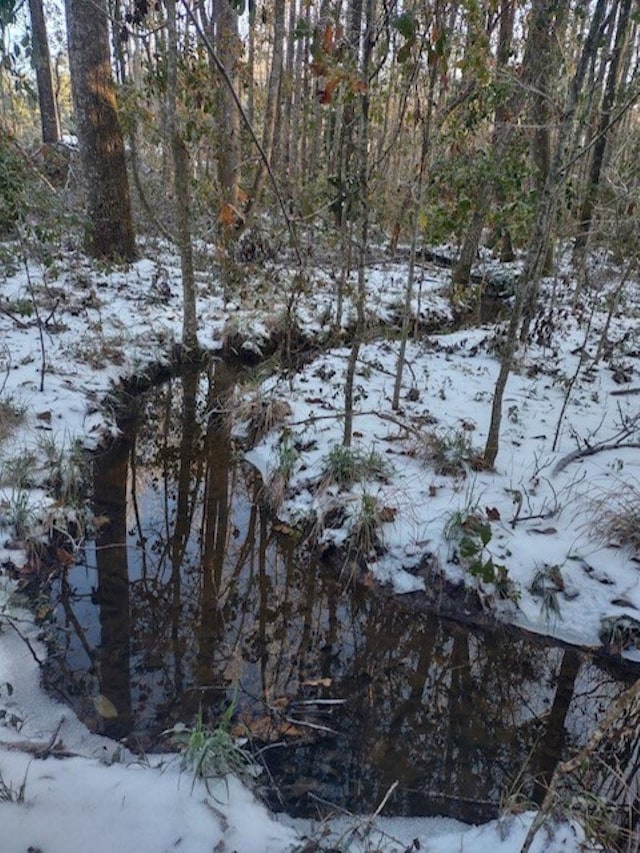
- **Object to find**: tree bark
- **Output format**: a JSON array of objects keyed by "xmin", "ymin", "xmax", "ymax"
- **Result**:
[
  {"xmin": 450, "ymin": 0, "xmax": 515, "ymax": 288},
  {"xmin": 165, "ymin": 0, "xmax": 198, "ymax": 351},
  {"xmin": 343, "ymin": 0, "xmax": 374, "ymax": 447},
  {"xmin": 244, "ymin": 0, "xmax": 286, "ymax": 223},
  {"xmin": 574, "ymin": 0, "xmax": 633, "ymax": 252},
  {"xmin": 484, "ymin": 0, "xmax": 608, "ymax": 467},
  {"xmin": 28, "ymin": 0, "xmax": 60, "ymax": 143},
  {"xmin": 65, "ymin": 0, "xmax": 136, "ymax": 261}
]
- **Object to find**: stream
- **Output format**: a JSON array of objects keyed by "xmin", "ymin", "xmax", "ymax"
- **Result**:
[{"xmin": 45, "ymin": 365, "xmax": 638, "ymax": 824}]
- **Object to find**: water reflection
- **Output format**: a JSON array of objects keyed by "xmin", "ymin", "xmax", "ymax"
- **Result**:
[{"xmin": 48, "ymin": 367, "xmax": 636, "ymax": 821}]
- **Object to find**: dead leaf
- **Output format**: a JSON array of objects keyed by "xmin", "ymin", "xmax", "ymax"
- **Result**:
[
  {"xmin": 55, "ymin": 547, "xmax": 75, "ymax": 567},
  {"xmin": 530, "ymin": 527, "xmax": 557, "ymax": 535},
  {"xmin": 272, "ymin": 521, "xmax": 296, "ymax": 537},
  {"xmin": 93, "ymin": 695, "xmax": 118, "ymax": 719},
  {"xmin": 378, "ymin": 506, "xmax": 397, "ymax": 523},
  {"xmin": 361, "ymin": 571, "xmax": 377, "ymax": 589},
  {"xmin": 485, "ymin": 506, "xmax": 501, "ymax": 521}
]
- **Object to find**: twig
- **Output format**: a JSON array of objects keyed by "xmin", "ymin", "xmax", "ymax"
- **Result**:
[
  {"xmin": 0, "ymin": 302, "xmax": 30, "ymax": 329},
  {"xmin": 4, "ymin": 617, "xmax": 45, "ymax": 667},
  {"xmin": 511, "ymin": 510, "xmax": 556, "ymax": 528},
  {"xmin": 372, "ymin": 780, "xmax": 398, "ymax": 818},
  {"xmin": 610, "ymin": 387, "xmax": 640, "ymax": 397},
  {"xmin": 552, "ymin": 441, "xmax": 640, "ymax": 477},
  {"xmin": 283, "ymin": 716, "xmax": 337, "ymax": 735}
]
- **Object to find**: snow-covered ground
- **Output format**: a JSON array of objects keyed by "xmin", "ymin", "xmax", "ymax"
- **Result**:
[{"xmin": 1, "ymin": 238, "xmax": 637, "ymax": 850}]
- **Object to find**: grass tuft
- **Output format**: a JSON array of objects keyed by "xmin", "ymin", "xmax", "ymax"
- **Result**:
[
  {"xmin": 590, "ymin": 485, "xmax": 640, "ymax": 554},
  {"xmin": 321, "ymin": 443, "xmax": 392, "ymax": 487}
]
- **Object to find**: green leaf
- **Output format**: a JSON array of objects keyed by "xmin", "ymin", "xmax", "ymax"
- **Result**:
[
  {"xmin": 459, "ymin": 536, "xmax": 479, "ymax": 558},
  {"xmin": 478, "ymin": 523, "xmax": 492, "ymax": 547},
  {"xmin": 392, "ymin": 12, "xmax": 416, "ymax": 40}
]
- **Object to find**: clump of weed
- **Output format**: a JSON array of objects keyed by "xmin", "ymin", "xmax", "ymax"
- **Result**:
[
  {"xmin": 321, "ymin": 443, "xmax": 392, "ymax": 487},
  {"xmin": 165, "ymin": 705, "xmax": 254, "ymax": 789},
  {"xmin": 589, "ymin": 485, "xmax": 640, "ymax": 555},
  {"xmin": 264, "ymin": 430, "xmax": 299, "ymax": 512},
  {"xmin": 0, "ymin": 489, "xmax": 36, "ymax": 540},
  {"xmin": 410, "ymin": 426, "xmax": 486, "ymax": 476},
  {"xmin": 0, "ymin": 769, "xmax": 27, "ymax": 804},
  {"xmin": 233, "ymin": 394, "xmax": 291, "ymax": 446},
  {"xmin": 0, "ymin": 399, "xmax": 26, "ymax": 446},
  {"xmin": 347, "ymin": 493, "xmax": 385, "ymax": 563},
  {"xmin": 0, "ymin": 449, "xmax": 38, "ymax": 489},
  {"xmin": 530, "ymin": 565, "xmax": 564, "ymax": 621},
  {"xmin": 38, "ymin": 435, "xmax": 88, "ymax": 508},
  {"xmin": 445, "ymin": 506, "xmax": 518, "ymax": 601}
]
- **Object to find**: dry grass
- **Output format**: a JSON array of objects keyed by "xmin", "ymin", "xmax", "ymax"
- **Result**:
[
  {"xmin": 408, "ymin": 426, "xmax": 487, "ymax": 476},
  {"xmin": 231, "ymin": 394, "xmax": 291, "ymax": 446},
  {"xmin": 590, "ymin": 485, "xmax": 640, "ymax": 555},
  {"xmin": 0, "ymin": 400, "xmax": 25, "ymax": 446}
]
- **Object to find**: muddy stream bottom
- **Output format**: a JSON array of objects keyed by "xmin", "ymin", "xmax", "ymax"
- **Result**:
[{"xmin": 44, "ymin": 367, "xmax": 638, "ymax": 824}]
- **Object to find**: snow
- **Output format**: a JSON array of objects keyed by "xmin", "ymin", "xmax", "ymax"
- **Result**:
[{"xmin": 1, "ymin": 239, "xmax": 636, "ymax": 850}]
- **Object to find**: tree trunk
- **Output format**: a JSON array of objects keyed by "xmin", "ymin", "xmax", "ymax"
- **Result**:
[
  {"xmin": 29, "ymin": 0, "xmax": 60, "ymax": 143},
  {"xmin": 213, "ymin": 2, "xmax": 242, "ymax": 221},
  {"xmin": 574, "ymin": 0, "xmax": 633, "ymax": 252},
  {"xmin": 65, "ymin": 0, "xmax": 135, "ymax": 261},
  {"xmin": 165, "ymin": 0, "xmax": 198, "ymax": 351},
  {"xmin": 343, "ymin": 0, "xmax": 374, "ymax": 447},
  {"xmin": 244, "ymin": 0, "xmax": 286, "ymax": 223},
  {"xmin": 450, "ymin": 0, "xmax": 515, "ymax": 288},
  {"xmin": 484, "ymin": 0, "xmax": 608, "ymax": 468}
]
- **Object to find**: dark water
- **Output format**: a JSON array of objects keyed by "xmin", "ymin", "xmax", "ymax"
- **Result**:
[{"xmin": 46, "ymin": 366, "xmax": 637, "ymax": 823}]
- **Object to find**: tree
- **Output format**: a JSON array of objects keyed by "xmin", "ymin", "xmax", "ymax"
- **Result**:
[
  {"xmin": 165, "ymin": 0, "xmax": 198, "ymax": 351},
  {"xmin": 574, "ymin": 0, "xmax": 634, "ymax": 253},
  {"xmin": 483, "ymin": 0, "xmax": 609, "ymax": 468},
  {"xmin": 64, "ymin": 0, "xmax": 135, "ymax": 261},
  {"xmin": 28, "ymin": 0, "xmax": 60, "ymax": 143}
]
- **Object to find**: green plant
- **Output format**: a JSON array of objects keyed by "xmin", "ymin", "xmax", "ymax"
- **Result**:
[
  {"xmin": 39, "ymin": 435, "xmax": 88, "ymax": 508},
  {"xmin": 445, "ymin": 507, "xmax": 517, "ymax": 599},
  {"xmin": 165, "ymin": 706, "xmax": 253, "ymax": 789},
  {"xmin": 0, "ymin": 769, "xmax": 27, "ymax": 804},
  {"xmin": 276, "ymin": 430, "xmax": 298, "ymax": 481},
  {"xmin": 530, "ymin": 566, "xmax": 563, "ymax": 621},
  {"xmin": 348, "ymin": 493, "xmax": 383, "ymax": 561},
  {"xmin": 0, "ymin": 399, "xmax": 26, "ymax": 446},
  {"xmin": 0, "ymin": 449, "xmax": 38, "ymax": 489},
  {"xmin": 321, "ymin": 443, "xmax": 392, "ymax": 487},
  {"xmin": 412, "ymin": 427, "xmax": 484, "ymax": 476},
  {"xmin": 2, "ymin": 489, "xmax": 36, "ymax": 540}
]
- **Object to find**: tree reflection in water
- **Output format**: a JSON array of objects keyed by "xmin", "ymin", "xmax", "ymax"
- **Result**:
[{"xmin": 48, "ymin": 367, "xmax": 637, "ymax": 822}]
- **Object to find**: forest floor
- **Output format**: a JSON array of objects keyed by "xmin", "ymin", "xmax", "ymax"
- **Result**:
[{"xmin": 0, "ymin": 234, "xmax": 638, "ymax": 851}]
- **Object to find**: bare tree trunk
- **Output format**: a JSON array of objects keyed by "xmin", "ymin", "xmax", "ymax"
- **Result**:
[
  {"xmin": 574, "ymin": 0, "xmax": 633, "ymax": 252},
  {"xmin": 451, "ymin": 0, "xmax": 515, "ymax": 288},
  {"xmin": 247, "ymin": 0, "xmax": 256, "ymax": 126},
  {"xmin": 165, "ymin": 0, "xmax": 198, "ymax": 351},
  {"xmin": 65, "ymin": 0, "xmax": 136, "ymax": 261},
  {"xmin": 392, "ymin": 44, "xmax": 438, "ymax": 411},
  {"xmin": 484, "ymin": 0, "xmax": 608, "ymax": 468},
  {"xmin": 28, "ymin": 0, "xmax": 60, "ymax": 143},
  {"xmin": 343, "ymin": 0, "xmax": 374, "ymax": 447},
  {"xmin": 244, "ymin": 0, "xmax": 286, "ymax": 223}
]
